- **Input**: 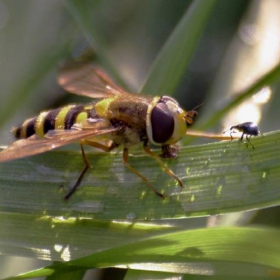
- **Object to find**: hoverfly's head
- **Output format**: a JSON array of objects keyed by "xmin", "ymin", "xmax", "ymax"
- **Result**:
[{"xmin": 147, "ymin": 96, "xmax": 200, "ymax": 145}]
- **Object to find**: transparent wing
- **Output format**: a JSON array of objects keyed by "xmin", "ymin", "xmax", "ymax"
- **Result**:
[
  {"xmin": 0, "ymin": 126, "xmax": 120, "ymax": 163},
  {"xmin": 57, "ymin": 62, "xmax": 127, "ymax": 98}
]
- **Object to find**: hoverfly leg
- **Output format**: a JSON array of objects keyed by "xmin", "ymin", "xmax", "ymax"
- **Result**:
[
  {"xmin": 143, "ymin": 144, "xmax": 184, "ymax": 189},
  {"xmin": 64, "ymin": 140, "xmax": 119, "ymax": 201},
  {"xmin": 64, "ymin": 143, "xmax": 90, "ymax": 201},
  {"xmin": 84, "ymin": 140, "xmax": 119, "ymax": 152},
  {"xmin": 123, "ymin": 148, "xmax": 165, "ymax": 199}
]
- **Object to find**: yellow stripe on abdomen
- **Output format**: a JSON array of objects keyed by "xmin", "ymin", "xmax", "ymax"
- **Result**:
[
  {"xmin": 55, "ymin": 105, "xmax": 76, "ymax": 130},
  {"xmin": 35, "ymin": 111, "xmax": 49, "ymax": 137},
  {"xmin": 75, "ymin": 112, "xmax": 88, "ymax": 124}
]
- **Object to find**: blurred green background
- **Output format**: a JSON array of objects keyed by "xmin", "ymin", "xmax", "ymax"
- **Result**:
[
  {"xmin": 0, "ymin": 0, "xmax": 250, "ymax": 142},
  {"xmin": 1, "ymin": 0, "xmax": 280, "ymax": 279}
]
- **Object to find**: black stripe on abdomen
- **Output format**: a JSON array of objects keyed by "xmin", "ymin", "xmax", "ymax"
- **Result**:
[
  {"xmin": 64, "ymin": 105, "xmax": 86, "ymax": 129},
  {"xmin": 26, "ymin": 117, "xmax": 37, "ymax": 138},
  {"xmin": 13, "ymin": 116, "xmax": 37, "ymax": 139},
  {"xmin": 14, "ymin": 127, "xmax": 21, "ymax": 139},
  {"xmin": 43, "ymin": 108, "xmax": 61, "ymax": 134}
]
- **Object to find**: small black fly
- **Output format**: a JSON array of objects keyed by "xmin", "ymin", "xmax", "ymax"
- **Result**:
[{"xmin": 223, "ymin": 122, "xmax": 260, "ymax": 149}]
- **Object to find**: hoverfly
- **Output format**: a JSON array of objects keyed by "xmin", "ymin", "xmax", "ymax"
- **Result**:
[
  {"xmin": 0, "ymin": 62, "xmax": 200, "ymax": 200},
  {"xmin": 223, "ymin": 122, "xmax": 260, "ymax": 149}
]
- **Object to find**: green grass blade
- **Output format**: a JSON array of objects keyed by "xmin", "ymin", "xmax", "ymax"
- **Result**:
[
  {"xmin": 45, "ymin": 268, "xmax": 86, "ymax": 280},
  {"xmin": 0, "ymin": 212, "xmax": 174, "ymax": 262},
  {"xmin": 141, "ymin": 0, "xmax": 217, "ymax": 95},
  {"xmin": 124, "ymin": 270, "xmax": 271, "ymax": 280},
  {"xmin": 124, "ymin": 270, "xmax": 183, "ymax": 280},
  {"xmin": 0, "ymin": 130, "xmax": 280, "ymax": 220},
  {"xmin": 8, "ymin": 227, "xmax": 280, "ymax": 279}
]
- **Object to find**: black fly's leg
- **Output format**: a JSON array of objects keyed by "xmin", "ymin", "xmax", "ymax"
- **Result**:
[
  {"xmin": 143, "ymin": 143, "xmax": 184, "ymax": 189},
  {"xmin": 64, "ymin": 143, "xmax": 90, "ymax": 201},
  {"xmin": 247, "ymin": 135, "xmax": 254, "ymax": 149},
  {"xmin": 229, "ymin": 132, "xmax": 234, "ymax": 142},
  {"xmin": 123, "ymin": 148, "xmax": 165, "ymax": 199},
  {"xmin": 240, "ymin": 133, "xmax": 244, "ymax": 142},
  {"xmin": 64, "ymin": 140, "xmax": 118, "ymax": 201},
  {"xmin": 240, "ymin": 132, "xmax": 249, "ymax": 148}
]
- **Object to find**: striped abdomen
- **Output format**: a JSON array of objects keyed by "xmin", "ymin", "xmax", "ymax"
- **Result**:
[{"xmin": 13, "ymin": 104, "xmax": 96, "ymax": 139}]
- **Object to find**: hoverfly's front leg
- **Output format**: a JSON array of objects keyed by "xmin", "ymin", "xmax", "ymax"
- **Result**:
[
  {"xmin": 123, "ymin": 148, "xmax": 165, "ymax": 198},
  {"xmin": 143, "ymin": 143, "xmax": 184, "ymax": 189},
  {"xmin": 64, "ymin": 140, "xmax": 118, "ymax": 201}
]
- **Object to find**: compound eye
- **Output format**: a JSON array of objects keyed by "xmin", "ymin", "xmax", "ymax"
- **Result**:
[{"xmin": 150, "ymin": 102, "xmax": 174, "ymax": 143}]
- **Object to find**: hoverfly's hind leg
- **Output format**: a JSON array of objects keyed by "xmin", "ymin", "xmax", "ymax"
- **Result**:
[
  {"xmin": 123, "ymin": 148, "xmax": 165, "ymax": 199},
  {"xmin": 64, "ymin": 140, "xmax": 119, "ymax": 201},
  {"xmin": 64, "ymin": 143, "xmax": 90, "ymax": 201},
  {"xmin": 143, "ymin": 143, "xmax": 184, "ymax": 189}
]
